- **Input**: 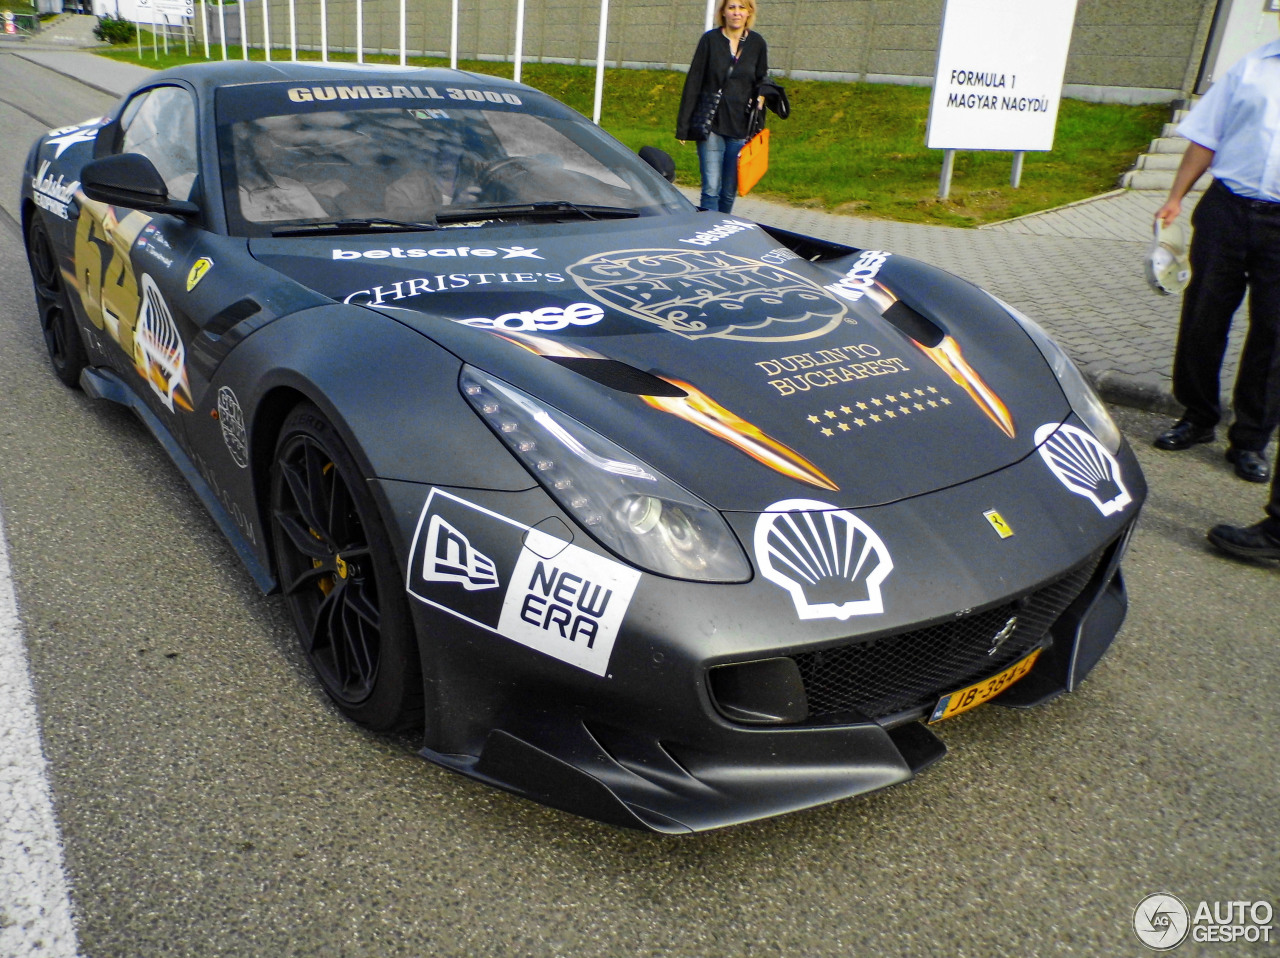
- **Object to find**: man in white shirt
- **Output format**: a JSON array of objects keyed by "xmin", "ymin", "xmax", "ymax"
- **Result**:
[
  {"xmin": 1152, "ymin": 33, "xmax": 1280, "ymax": 492},
  {"xmin": 1154, "ymin": 29, "xmax": 1280, "ymax": 559}
]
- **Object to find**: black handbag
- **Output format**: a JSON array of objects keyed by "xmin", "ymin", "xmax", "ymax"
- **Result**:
[
  {"xmin": 690, "ymin": 53, "xmax": 738, "ymax": 140},
  {"xmin": 690, "ymin": 89, "xmax": 723, "ymax": 140}
]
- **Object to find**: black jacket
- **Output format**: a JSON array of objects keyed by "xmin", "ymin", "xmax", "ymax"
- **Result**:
[{"xmin": 676, "ymin": 29, "xmax": 769, "ymax": 141}]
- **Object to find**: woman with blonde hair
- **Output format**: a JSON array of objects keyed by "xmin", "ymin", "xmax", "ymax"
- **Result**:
[{"xmin": 676, "ymin": 0, "xmax": 768, "ymax": 213}]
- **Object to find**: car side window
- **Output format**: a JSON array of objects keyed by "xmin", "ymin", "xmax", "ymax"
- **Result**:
[{"xmin": 119, "ymin": 85, "xmax": 199, "ymax": 202}]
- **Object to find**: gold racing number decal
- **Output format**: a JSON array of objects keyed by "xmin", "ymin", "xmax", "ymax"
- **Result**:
[
  {"xmin": 73, "ymin": 198, "xmax": 149, "ymax": 357},
  {"xmin": 72, "ymin": 199, "xmax": 192, "ymax": 412}
]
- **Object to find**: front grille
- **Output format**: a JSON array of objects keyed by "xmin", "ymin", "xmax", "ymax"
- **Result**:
[{"xmin": 791, "ymin": 549, "xmax": 1107, "ymax": 721}]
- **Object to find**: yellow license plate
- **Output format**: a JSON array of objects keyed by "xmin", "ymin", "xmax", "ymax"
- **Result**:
[{"xmin": 928, "ymin": 649, "xmax": 1042, "ymax": 724}]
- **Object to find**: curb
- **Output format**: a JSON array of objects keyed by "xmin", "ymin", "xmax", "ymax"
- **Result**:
[{"xmin": 1090, "ymin": 369, "xmax": 1182, "ymax": 417}]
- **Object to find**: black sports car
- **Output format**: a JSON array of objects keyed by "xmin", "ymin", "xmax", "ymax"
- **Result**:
[{"xmin": 21, "ymin": 60, "xmax": 1145, "ymax": 833}]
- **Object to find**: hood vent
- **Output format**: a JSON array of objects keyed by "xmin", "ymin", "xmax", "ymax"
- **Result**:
[
  {"xmin": 548, "ymin": 357, "xmax": 687, "ymax": 397},
  {"xmin": 882, "ymin": 300, "xmax": 945, "ymax": 348}
]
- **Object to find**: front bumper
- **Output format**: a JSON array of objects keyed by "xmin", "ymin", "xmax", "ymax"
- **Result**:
[{"xmin": 380, "ymin": 426, "xmax": 1145, "ymax": 833}]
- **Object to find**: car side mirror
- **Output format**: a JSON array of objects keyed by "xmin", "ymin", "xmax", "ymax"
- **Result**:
[
  {"xmin": 638, "ymin": 146, "xmax": 676, "ymax": 183},
  {"xmin": 80, "ymin": 153, "xmax": 200, "ymax": 217}
]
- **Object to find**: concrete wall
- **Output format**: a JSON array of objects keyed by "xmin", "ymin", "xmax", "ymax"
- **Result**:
[{"xmin": 210, "ymin": 0, "xmax": 1221, "ymax": 101}]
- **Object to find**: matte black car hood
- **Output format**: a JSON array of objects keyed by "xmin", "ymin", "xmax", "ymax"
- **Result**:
[{"xmin": 249, "ymin": 213, "xmax": 1071, "ymax": 511}]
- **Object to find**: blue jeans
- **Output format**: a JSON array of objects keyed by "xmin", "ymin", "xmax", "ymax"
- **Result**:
[{"xmin": 697, "ymin": 133, "xmax": 746, "ymax": 213}]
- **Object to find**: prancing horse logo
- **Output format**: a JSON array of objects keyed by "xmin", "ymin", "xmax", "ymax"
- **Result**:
[{"xmin": 988, "ymin": 615, "xmax": 1018, "ymax": 656}]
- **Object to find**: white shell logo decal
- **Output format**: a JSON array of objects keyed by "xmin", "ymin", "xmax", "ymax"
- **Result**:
[
  {"xmin": 754, "ymin": 499, "xmax": 894, "ymax": 620},
  {"xmin": 1035, "ymin": 423, "xmax": 1132, "ymax": 516}
]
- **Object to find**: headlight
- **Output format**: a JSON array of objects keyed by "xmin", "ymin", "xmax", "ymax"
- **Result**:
[
  {"xmin": 460, "ymin": 366, "xmax": 751, "ymax": 582},
  {"xmin": 990, "ymin": 294, "xmax": 1122, "ymax": 453}
]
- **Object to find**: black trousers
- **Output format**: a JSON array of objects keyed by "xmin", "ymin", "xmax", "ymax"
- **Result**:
[{"xmin": 1171, "ymin": 179, "xmax": 1280, "ymax": 451}]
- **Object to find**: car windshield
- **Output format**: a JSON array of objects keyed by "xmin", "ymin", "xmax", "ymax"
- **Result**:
[{"xmin": 216, "ymin": 79, "xmax": 690, "ymax": 236}]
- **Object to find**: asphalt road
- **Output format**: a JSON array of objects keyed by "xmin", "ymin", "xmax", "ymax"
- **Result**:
[{"xmin": 0, "ymin": 52, "xmax": 1276, "ymax": 958}]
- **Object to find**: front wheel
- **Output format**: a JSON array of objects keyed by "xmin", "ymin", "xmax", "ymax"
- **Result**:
[
  {"xmin": 270, "ymin": 403, "xmax": 424, "ymax": 731},
  {"xmin": 26, "ymin": 217, "xmax": 87, "ymax": 388}
]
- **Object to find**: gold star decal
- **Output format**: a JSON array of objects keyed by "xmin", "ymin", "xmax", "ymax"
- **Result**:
[
  {"xmin": 856, "ymin": 402, "xmax": 868, "ymax": 410},
  {"xmin": 885, "ymin": 410, "xmax": 897, "ymax": 419},
  {"xmin": 942, "ymin": 397, "xmax": 952, "ymax": 405},
  {"xmin": 871, "ymin": 414, "xmax": 881, "ymax": 422},
  {"xmin": 840, "ymin": 406, "xmax": 852, "ymax": 415},
  {"xmin": 927, "ymin": 386, "xmax": 939, "ymax": 394},
  {"xmin": 914, "ymin": 403, "xmax": 925, "ymax": 411},
  {"xmin": 838, "ymin": 422, "xmax": 850, "ymax": 431},
  {"xmin": 854, "ymin": 418, "xmax": 866, "ymax": 426},
  {"xmin": 821, "ymin": 427, "xmax": 834, "ymax": 436},
  {"xmin": 871, "ymin": 398, "xmax": 883, "ymax": 406},
  {"xmin": 899, "ymin": 406, "xmax": 911, "ymax": 415},
  {"xmin": 824, "ymin": 409, "xmax": 837, "ymax": 419},
  {"xmin": 807, "ymin": 414, "xmax": 820, "ymax": 424},
  {"xmin": 928, "ymin": 400, "xmax": 938, "ymax": 407}
]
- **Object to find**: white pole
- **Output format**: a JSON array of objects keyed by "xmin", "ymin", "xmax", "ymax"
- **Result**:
[
  {"xmin": 217, "ymin": 0, "xmax": 226, "ymax": 59},
  {"xmin": 704, "ymin": 0, "xmax": 714, "ymax": 31},
  {"xmin": 512, "ymin": 0, "xmax": 525, "ymax": 82},
  {"xmin": 261, "ymin": 0, "xmax": 270, "ymax": 60},
  {"xmin": 356, "ymin": 0, "xmax": 363, "ymax": 64},
  {"xmin": 162, "ymin": 12, "xmax": 168, "ymax": 53},
  {"xmin": 199, "ymin": 0, "xmax": 208, "ymax": 57},
  {"xmin": 320, "ymin": 0, "xmax": 328, "ymax": 60},
  {"xmin": 592, "ymin": 0, "xmax": 608, "ymax": 124},
  {"xmin": 237, "ymin": 0, "xmax": 246, "ymax": 58},
  {"xmin": 398, "ymin": 0, "xmax": 405, "ymax": 65},
  {"xmin": 449, "ymin": 0, "xmax": 457, "ymax": 69},
  {"xmin": 1010, "ymin": 150, "xmax": 1025, "ymax": 188},
  {"xmin": 938, "ymin": 148, "xmax": 955, "ymax": 199},
  {"xmin": 288, "ymin": 0, "xmax": 295, "ymax": 59}
]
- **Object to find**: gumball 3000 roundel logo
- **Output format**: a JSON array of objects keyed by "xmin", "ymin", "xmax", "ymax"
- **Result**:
[{"xmin": 567, "ymin": 248, "xmax": 850, "ymax": 343}]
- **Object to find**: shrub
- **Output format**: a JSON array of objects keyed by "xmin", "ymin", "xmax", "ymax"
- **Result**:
[{"xmin": 94, "ymin": 13, "xmax": 136, "ymax": 44}]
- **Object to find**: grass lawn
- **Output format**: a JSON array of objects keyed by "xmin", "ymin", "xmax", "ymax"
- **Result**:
[{"xmin": 100, "ymin": 41, "xmax": 1171, "ymax": 227}]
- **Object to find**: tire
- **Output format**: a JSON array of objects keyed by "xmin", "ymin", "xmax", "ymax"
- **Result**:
[
  {"xmin": 270, "ymin": 403, "xmax": 424, "ymax": 732},
  {"xmin": 27, "ymin": 217, "xmax": 87, "ymax": 388}
]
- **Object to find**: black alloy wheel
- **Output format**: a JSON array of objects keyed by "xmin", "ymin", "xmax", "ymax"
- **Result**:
[
  {"xmin": 270, "ymin": 403, "xmax": 423, "ymax": 731},
  {"xmin": 27, "ymin": 218, "xmax": 88, "ymax": 388}
]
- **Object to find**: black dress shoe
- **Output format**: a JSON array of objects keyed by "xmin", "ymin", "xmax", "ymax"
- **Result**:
[
  {"xmin": 1225, "ymin": 447, "xmax": 1272, "ymax": 483},
  {"xmin": 1153, "ymin": 419, "xmax": 1215, "ymax": 451},
  {"xmin": 1207, "ymin": 521, "xmax": 1280, "ymax": 560}
]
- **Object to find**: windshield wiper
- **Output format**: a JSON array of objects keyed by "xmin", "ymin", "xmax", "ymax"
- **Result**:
[
  {"xmin": 434, "ymin": 201, "xmax": 640, "ymax": 225},
  {"xmin": 271, "ymin": 218, "xmax": 439, "ymax": 237}
]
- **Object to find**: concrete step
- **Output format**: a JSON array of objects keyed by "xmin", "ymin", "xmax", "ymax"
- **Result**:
[
  {"xmin": 1149, "ymin": 136, "xmax": 1191, "ymax": 154},
  {"xmin": 1134, "ymin": 152, "xmax": 1184, "ymax": 171},
  {"xmin": 1119, "ymin": 169, "xmax": 1212, "ymax": 191}
]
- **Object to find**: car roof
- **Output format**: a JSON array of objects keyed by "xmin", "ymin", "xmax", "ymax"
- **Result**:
[{"xmin": 147, "ymin": 59, "xmax": 530, "ymax": 97}]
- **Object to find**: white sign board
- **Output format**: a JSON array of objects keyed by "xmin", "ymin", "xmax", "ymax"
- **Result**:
[
  {"xmin": 135, "ymin": 0, "xmax": 195, "ymax": 20},
  {"xmin": 926, "ymin": 0, "xmax": 1078, "ymax": 152}
]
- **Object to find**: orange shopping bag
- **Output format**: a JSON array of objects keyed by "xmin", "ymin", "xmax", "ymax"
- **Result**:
[{"xmin": 737, "ymin": 128, "xmax": 769, "ymax": 196}]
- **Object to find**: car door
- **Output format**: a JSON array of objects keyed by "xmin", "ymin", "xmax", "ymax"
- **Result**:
[{"xmin": 73, "ymin": 82, "xmax": 205, "ymax": 427}]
